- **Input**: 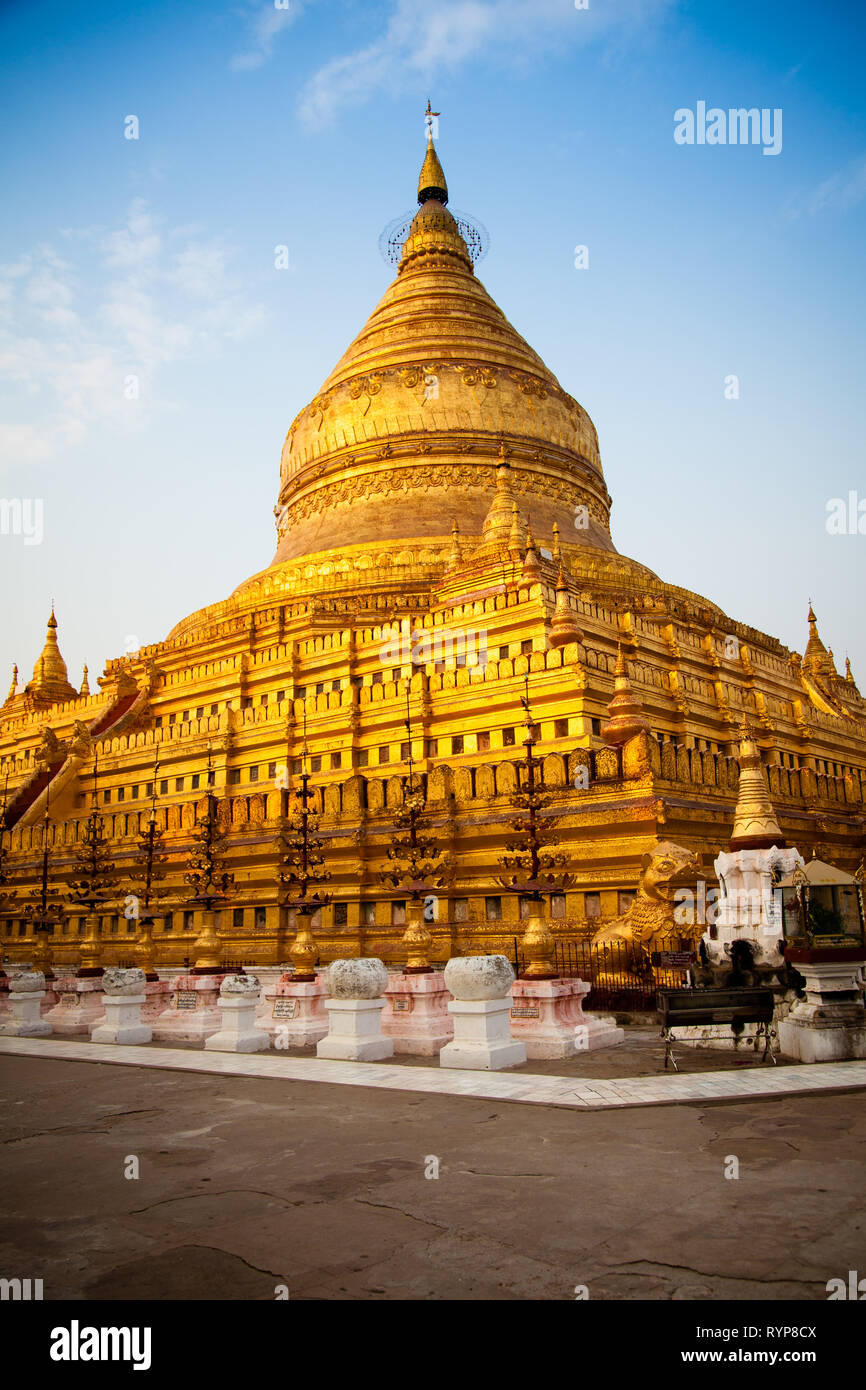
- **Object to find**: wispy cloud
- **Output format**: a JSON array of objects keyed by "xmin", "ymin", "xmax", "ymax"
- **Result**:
[
  {"xmin": 230, "ymin": 0, "xmax": 304, "ymax": 71},
  {"xmin": 298, "ymin": 0, "xmax": 673, "ymax": 127},
  {"xmin": 0, "ymin": 200, "xmax": 264, "ymax": 470},
  {"xmin": 807, "ymin": 153, "xmax": 866, "ymax": 215}
]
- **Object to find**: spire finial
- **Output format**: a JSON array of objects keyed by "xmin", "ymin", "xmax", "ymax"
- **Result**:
[{"xmin": 551, "ymin": 521, "xmax": 561, "ymax": 562}]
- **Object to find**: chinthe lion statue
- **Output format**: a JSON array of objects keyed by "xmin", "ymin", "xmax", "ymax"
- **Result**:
[{"xmin": 592, "ymin": 841, "xmax": 702, "ymax": 970}]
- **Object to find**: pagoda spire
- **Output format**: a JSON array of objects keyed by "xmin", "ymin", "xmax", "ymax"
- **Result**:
[
  {"xmin": 80, "ymin": 664, "xmax": 90, "ymax": 697},
  {"xmin": 508, "ymin": 502, "xmax": 525, "ymax": 560},
  {"xmin": 522, "ymin": 523, "xmax": 541, "ymax": 581},
  {"xmin": 26, "ymin": 608, "xmax": 77, "ymax": 703},
  {"xmin": 547, "ymin": 566, "xmax": 583, "ymax": 649},
  {"xmin": 601, "ymin": 645, "xmax": 650, "ymax": 747},
  {"xmin": 6, "ymin": 665, "xmax": 18, "ymax": 701},
  {"xmin": 418, "ymin": 101, "xmax": 448, "ymax": 205},
  {"xmin": 804, "ymin": 601, "xmax": 831, "ymax": 678},
  {"xmin": 844, "ymin": 655, "xmax": 861, "ymax": 696},
  {"xmin": 479, "ymin": 447, "xmax": 516, "ymax": 548},
  {"xmin": 447, "ymin": 517, "xmax": 462, "ymax": 570},
  {"xmin": 729, "ymin": 724, "xmax": 785, "ymax": 850}
]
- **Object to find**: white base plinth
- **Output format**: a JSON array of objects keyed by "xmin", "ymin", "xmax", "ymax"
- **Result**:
[
  {"xmin": 778, "ymin": 959, "xmax": 866, "ymax": 1063},
  {"xmin": 256, "ymin": 977, "xmax": 329, "ymax": 1047},
  {"xmin": 439, "ymin": 997, "xmax": 527, "ymax": 1071},
  {"xmin": 316, "ymin": 997, "xmax": 394, "ymax": 1062},
  {"xmin": 0, "ymin": 990, "xmax": 52, "ymax": 1037},
  {"xmin": 205, "ymin": 995, "xmax": 270, "ymax": 1053},
  {"xmin": 778, "ymin": 1016, "xmax": 866, "ymax": 1063},
  {"xmin": 91, "ymin": 994, "xmax": 152, "ymax": 1046}
]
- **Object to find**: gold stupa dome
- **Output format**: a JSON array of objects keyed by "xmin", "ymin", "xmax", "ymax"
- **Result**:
[{"xmin": 266, "ymin": 125, "xmax": 613, "ymax": 571}]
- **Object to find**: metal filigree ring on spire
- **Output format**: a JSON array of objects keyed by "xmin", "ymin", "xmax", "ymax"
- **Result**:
[{"xmin": 379, "ymin": 209, "xmax": 490, "ymax": 267}]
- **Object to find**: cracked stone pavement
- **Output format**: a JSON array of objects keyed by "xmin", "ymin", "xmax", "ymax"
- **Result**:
[{"xmin": 1, "ymin": 1055, "xmax": 864, "ymax": 1300}]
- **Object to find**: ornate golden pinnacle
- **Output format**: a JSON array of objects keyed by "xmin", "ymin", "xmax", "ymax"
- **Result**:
[
  {"xmin": 548, "ymin": 566, "xmax": 583, "ymax": 649},
  {"xmin": 729, "ymin": 730, "xmax": 785, "ymax": 850},
  {"xmin": 601, "ymin": 645, "xmax": 650, "ymax": 747}
]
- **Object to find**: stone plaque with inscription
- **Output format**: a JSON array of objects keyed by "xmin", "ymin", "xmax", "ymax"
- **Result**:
[
  {"xmin": 175, "ymin": 990, "xmax": 197, "ymax": 1010},
  {"xmin": 392, "ymin": 998, "xmax": 412, "ymax": 1012},
  {"xmin": 511, "ymin": 1005, "xmax": 540, "ymax": 1018},
  {"xmin": 273, "ymin": 998, "xmax": 298, "ymax": 1020},
  {"xmin": 651, "ymin": 950, "xmax": 696, "ymax": 968}
]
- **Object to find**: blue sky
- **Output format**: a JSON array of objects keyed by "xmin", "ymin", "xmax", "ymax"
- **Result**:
[{"xmin": 1, "ymin": 0, "xmax": 864, "ymax": 689}]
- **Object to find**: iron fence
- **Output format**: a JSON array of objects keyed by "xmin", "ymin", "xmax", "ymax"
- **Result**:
[{"xmin": 511, "ymin": 937, "xmax": 692, "ymax": 1012}]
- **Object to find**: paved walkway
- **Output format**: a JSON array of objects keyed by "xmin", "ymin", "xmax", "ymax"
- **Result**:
[{"xmin": 2, "ymin": 1036, "xmax": 865, "ymax": 1110}]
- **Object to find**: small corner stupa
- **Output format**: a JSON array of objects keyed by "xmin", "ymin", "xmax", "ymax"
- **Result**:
[
  {"xmin": 24, "ymin": 610, "xmax": 78, "ymax": 707},
  {"xmin": 707, "ymin": 725, "xmax": 803, "ymax": 979}
]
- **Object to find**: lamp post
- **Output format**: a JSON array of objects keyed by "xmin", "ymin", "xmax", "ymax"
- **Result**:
[
  {"xmin": 67, "ymin": 755, "xmax": 114, "ymax": 977},
  {"xmin": 379, "ymin": 680, "xmax": 444, "ymax": 973},
  {"xmin": 24, "ymin": 791, "xmax": 65, "ymax": 979},
  {"xmin": 0, "ymin": 771, "xmax": 16, "ymax": 978},
  {"xmin": 496, "ymin": 673, "xmax": 572, "ymax": 978},
  {"xmin": 128, "ymin": 753, "xmax": 168, "ymax": 979},
  {"xmin": 185, "ymin": 747, "xmax": 235, "ymax": 974},
  {"xmin": 275, "ymin": 713, "xmax": 331, "ymax": 980}
]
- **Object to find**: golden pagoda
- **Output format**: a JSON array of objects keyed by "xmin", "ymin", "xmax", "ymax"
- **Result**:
[{"xmin": 1, "ymin": 122, "xmax": 865, "ymax": 974}]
